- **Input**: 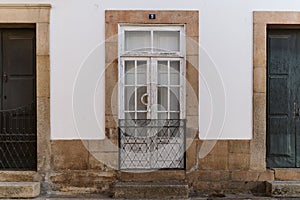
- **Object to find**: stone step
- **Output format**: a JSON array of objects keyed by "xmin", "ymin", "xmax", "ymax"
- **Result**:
[
  {"xmin": 114, "ymin": 181, "xmax": 189, "ymax": 199},
  {"xmin": 0, "ymin": 182, "xmax": 40, "ymax": 198},
  {"xmin": 266, "ymin": 181, "xmax": 300, "ymax": 197},
  {"xmin": 119, "ymin": 170, "xmax": 186, "ymax": 182}
]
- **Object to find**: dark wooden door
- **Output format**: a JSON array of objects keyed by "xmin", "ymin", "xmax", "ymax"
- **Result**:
[
  {"xmin": 267, "ymin": 29, "xmax": 300, "ymax": 168},
  {"xmin": 0, "ymin": 29, "xmax": 36, "ymax": 170}
]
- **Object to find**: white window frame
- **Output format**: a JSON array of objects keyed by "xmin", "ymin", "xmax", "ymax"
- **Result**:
[
  {"xmin": 119, "ymin": 24, "xmax": 185, "ymax": 57},
  {"xmin": 118, "ymin": 24, "xmax": 186, "ymax": 120}
]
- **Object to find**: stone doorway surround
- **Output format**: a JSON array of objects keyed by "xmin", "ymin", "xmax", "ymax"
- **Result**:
[
  {"xmin": 253, "ymin": 11, "xmax": 300, "ymax": 170},
  {"xmin": 0, "ymin": 4, "xmax": 51, "ymax": 180},
  {"xmin": 105, "ymin": 10, "xmax": 199, "ymax": 170}
]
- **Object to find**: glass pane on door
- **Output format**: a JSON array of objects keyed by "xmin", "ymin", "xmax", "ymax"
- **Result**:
[
  {"xmin": 125, "ymin": 61, "xmax": 135, "ymax": 85},
  {"xmin": 137, "ymin": 61, "xmax": 147, "ymax": 85},
  {"xmin": 158, "ymin": 87, "xmax": 168, "ymax": 111},
  {"xmin": 170, "ymin": 61, "xmax": 180, "ymax": 85},
  {"xmin": 137, "ymin": 86, "xmax": 147, "ymax": 111},
  {"xmin": 123, "ymin": 59, "xmax": 149, "ymax": 120},
  {"xmin": 156, "ymin": 59, "xmax": 182, "ymax": 120},
  {"xmin": 124, "ymin": 86, "xmax": 135, "ymax": 111},
  {"xmin": 170, "ymin": 87, "xmax": 180, "ymax": 111},
  {"xmin": 158, "ymin": 61, "xmax": 168, "ymax": 85}
]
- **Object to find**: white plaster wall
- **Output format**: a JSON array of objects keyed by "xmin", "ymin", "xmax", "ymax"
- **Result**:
[{"xmin": 0, "ymin": 0, "xmax": 299, "ymax": 139}]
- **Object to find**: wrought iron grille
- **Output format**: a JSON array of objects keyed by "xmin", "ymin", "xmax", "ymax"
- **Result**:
[
  {"xmin": 0, "ymin": 103, "xmax": 36, "ymax": 170},
  {"xmin": 119, "ymin": 119, "xmax": 186, "ymax": 170}
]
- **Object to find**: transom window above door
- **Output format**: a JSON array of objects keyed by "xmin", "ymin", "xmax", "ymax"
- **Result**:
[
  {"xmin": 118, "ymin": 25, "xmax": 186, "ymax": 120},
  {"xmin": 119, "ymin": 25, "xmax": 185, "ymax": 56}
]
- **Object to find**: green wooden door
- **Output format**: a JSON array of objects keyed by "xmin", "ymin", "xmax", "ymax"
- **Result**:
[{"xmin": 267, "ymin": 29, "xmax": 300, "ymax": 168}]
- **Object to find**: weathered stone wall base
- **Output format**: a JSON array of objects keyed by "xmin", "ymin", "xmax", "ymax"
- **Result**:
[
  {"xmin": 46, "ymin": 140, "xmax": 118, "ymax": 195},
  {"xmin": 48, "ymin": 171, "xmax": 116, "ymax": 195},
  {"xmin": 45, "ymin": 139, "xmax": 274, "ymax": 195},
  {"xmin": 0, "ymin": 138, "xmax": 282, "ymax": 196},
  {"xmin": 187, "ymin": 170, "xmax": 274, "ymax": 194},
  {"xmin": 191, "ymin": 181, "xmax": 265, "ymax": 194},
  {"xmin": 4, "ymin": 139, "xmax": 300, "ymax": 196}
]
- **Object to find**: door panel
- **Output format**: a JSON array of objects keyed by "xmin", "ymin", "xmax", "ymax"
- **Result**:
[
  {"xmin": 2, "ymin": 29, "xmax": 35, "ymax": 109},
  {"xmin": 3, "ymin": 30, "xmax": 35, "ymax": 75},
  {"xmin": 269, "ymin": 117, "xmax": 291, "ymax": 156},
  {"xmin": 3, "ymin": 78, "xmax": 34, "ymax": 109},
  {"xmin": 269, "ymin": 77, "xmax": 289, "ymax": 114},
  {"xmin": 267, "ymin": 29, "xmax": 299, "ymax": 168},
  {"xmin": 269, "ymin": 36, "xmax": 290, "ymax": 74}
]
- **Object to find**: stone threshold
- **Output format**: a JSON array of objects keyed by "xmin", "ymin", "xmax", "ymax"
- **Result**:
[
  {"xmin": 0, "ymin": 171, "xmax": 37, "ymax": 182},
  {"xmin": 0, "ymin": 182, "xmax": 40, "ymax": 198},
  {"xmin": 272, "ymin": 168, "xmax": 300, "ymax": 181},
  {"xmin": 113, "ymin": 181, "xmax": 189, "ymax": 199},
  {"xmin": 266, "ymin": 180, "xmax": 300, "ymax": 198}
]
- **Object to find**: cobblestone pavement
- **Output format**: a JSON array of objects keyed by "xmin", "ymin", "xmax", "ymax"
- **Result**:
[{"xmin": 1, "ymin": 194, "xmax": 299, "ymax": 200}]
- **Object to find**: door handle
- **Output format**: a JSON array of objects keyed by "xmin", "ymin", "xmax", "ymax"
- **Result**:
[
  {"xmin": 3, "ymin": 73, "xmax": 7, "ymax": 83},
  {"xmin": 294, "ymin": 102, "xmax": 300, "ymax": 119},
  {"xmin": 141, "ymin": 93, "xmax": 149, "ymax": 106}
]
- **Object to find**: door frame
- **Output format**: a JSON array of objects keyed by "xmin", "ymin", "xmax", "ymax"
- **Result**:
[
  {"xmin": 252, "ymin": 11, "xmax": 300, "ymax": 170},
  {"xmin": 0, "ymin": 4, "xmax": 51, "ymax": 175}
]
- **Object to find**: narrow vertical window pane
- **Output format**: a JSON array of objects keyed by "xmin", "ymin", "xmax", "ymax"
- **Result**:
[
  {"xmin": 124, "ymin": 86, "xmax": 135, "ymax": 111},
  {"xmin": 125, "ymin": 31, "xmax": 151, "ymax": 52},
  {"xmin": 170, "ymin": 61, "xmax": 180, "ymax": 85},
  {"xmin": 137, "ymin": 86, "xmax": 147, "ymax": 111},
  {"xmin": 125, "ymin": 61, "xmax": 135, "ymax": 85},
  {"xmin": 170, "ymin": 87, "xmax": 180, "ymax": 111},
  {"xmin": 158, "ymin": 87, "xmax": 168, "ymax": 111},
  {"xmin": 137, "ymin": 61, "xmax": 147, "ymax": 85},
  {"xmin": 153, "ymin": 31, "xmax": 180, "ymax": 52},
  {"xmin": 158, "ymin": 61, "xmax": 168, "ymax": 85}
]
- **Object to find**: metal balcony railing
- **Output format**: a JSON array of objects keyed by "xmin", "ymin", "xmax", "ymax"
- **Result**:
[
  {"xmin": 0, "ymin": 103, "xmax": 36, "ymax": 170},
  {"xmin": 119, "ymin": 119, "xmax": 186, "ymax": 170}
]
